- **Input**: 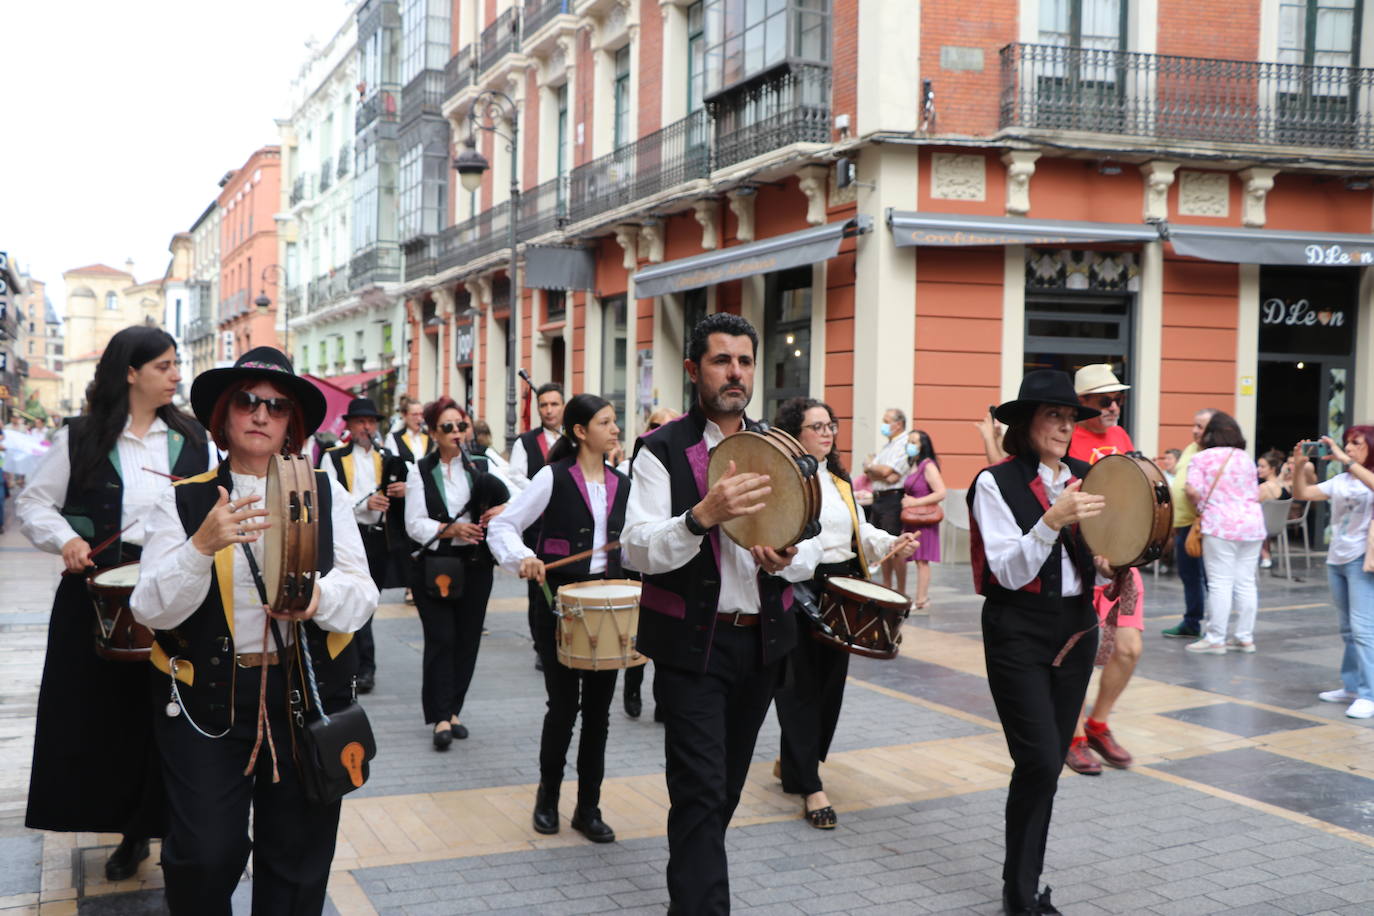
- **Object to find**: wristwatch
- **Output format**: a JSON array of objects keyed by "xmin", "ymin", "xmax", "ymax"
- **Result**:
[{"xmin": 683, "ymin": 508, "xmax": 709, "ymax": 536}]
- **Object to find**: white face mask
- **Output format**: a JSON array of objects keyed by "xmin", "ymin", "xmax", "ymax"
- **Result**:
[{"xmin": 879, "ymin": 422, "xmax": 892, "ymax": 438}]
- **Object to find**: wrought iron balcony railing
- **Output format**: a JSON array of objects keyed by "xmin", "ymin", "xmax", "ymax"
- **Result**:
[
  {"xmin": 350, "ymin": 244, "xmax": 402, "ymax": 288},
  {"xmin": 356, "ymin": 87, "xmax": 400, "ymax": 134},
  {"xmin": 567, "ymin": 110, "xmax": 711, "ymax": 224},
  {"xmin": 709, "ymin": 64, "xmax": 831, "ymax": 170},
  {"xmin": 403, "ymin": 235, "xmax": 437, "ymax": 282},
  {"xmin": 337, "ymin": 145, "xmax": 351, "ymax": 177},
  {"xmin": 401, "ymin": 69, "xmax": 447, "ymax": 126},
  {"xmin": 518, "ymin": 174, "xmax": 569, "ymax": 239},
  {"xmin": 435, "ymin": 200, "xmax": 512, "ymax": 274},
  {"xmin": 319, "ymin": 158, "xmax": 333, "ymax": 192},
  {"xmin": 445, "ymin": 44, "xmax": 477, "ymax": 99},
  {"xmin": 480, "ymin": 8, "xmax": 520, "ymax": 72},
  {"xmin": 1000, "ymin": 42, "xmax": 1374, "ymax": 150},
  {"xmin": 522, "ymin": 0, "xmax": 568, "ymax": 41},
  {"xmin": 290, "ymin": 174, "xmax": 311, "ymax": 206}
]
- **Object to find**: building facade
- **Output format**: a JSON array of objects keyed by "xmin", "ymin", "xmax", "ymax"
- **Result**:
[
  {"xmin": 59, "ymin": 263, "xmax": 139, "ymax": 414},
  {"xmin": 185, "ymin": 202, "xmax": 221, "ymax": 375},
  {"xmin": 0, "ymin": 251, "xmax": 27, "ymax": 421},
  {"xmin": 162, "ymin": 234, "xmax": 193, "ymax": 403},
  {"xmin": 217, "ymin": 146, "xmax": 282, "ymax": 362}
]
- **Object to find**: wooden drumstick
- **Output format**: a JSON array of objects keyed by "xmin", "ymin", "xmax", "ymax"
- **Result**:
[
  {"xmin": 61, "ymin": 522, "xmax": 138, "ymax": 576},
  {"xmin": 142, "ymin": 467, "xmax": 184, "ymax": 481},
  {"xmin": 868, "ymin": 533, "xmax": 916, "ymax": 572},
  {"xmin": 543, "ymin": 540, "xmax": 621, "ymax": 572}
]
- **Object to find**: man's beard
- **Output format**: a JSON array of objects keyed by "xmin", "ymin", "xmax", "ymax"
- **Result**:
[{"xmin": 702, "ymin": 386, "xmax": 750, "ymax": 415}]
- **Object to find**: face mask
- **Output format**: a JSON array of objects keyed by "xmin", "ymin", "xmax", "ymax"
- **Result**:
[
  {"xmin": 906, "ymin": 444, "xmax": 920, "ymax": 459},
  {"xmin": 879, "ymin": 423, "xmax": 892, "ymax": 438}
]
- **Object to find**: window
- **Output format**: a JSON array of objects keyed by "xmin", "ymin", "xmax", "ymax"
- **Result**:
[
  {"xmin": 335, "ymin": 336, "xmax": 345, "ymax": 365},
  {"xmin": 613, "ymin": 45, "xmax": 632, "ymax": 149},
  {"xmin": 399, "ymin": 144, "xmax": 423, "ymax": 240},
  {"xmin": 681, "ymin": 288, "xmax": 707, "ymax": 411},
  {"xmin": 105, "ymin": 291, "xmax": 118, "ymax": 311},
  {"xmin": 601, "ymin": 295, "xmax": 628, "ymax": 421},
  {"xmin": 1277, "ymin": 0, "xmax": 1363, "ymax": 145},
  {"xmin": 762, "ymin": 267, "xmax": 812, "ymax": 422},
  {"xmin": 688, "ymin": 1, "xmax": 705, "ymax": 112},
  {"xmin": 1038, "ymin": 0, "xmax": 1126, "ymax": 50},
  {"xmin": 701, "ymin": 0, "xmax": 831, "ymax": 98},
  {"xmin": 546, "ymin": 289, "xmax": 567, "ymax": 322},
  {"xmin": 317, "ymin": 341, "xmax": 327, "ymax": 372},
  {"xmin": 556, "ymin": 83, "xmax": 569, "ymax": 177},
  {"xmin": 382, "ymin": 322, "xmax": 393, "ymax": 355}
]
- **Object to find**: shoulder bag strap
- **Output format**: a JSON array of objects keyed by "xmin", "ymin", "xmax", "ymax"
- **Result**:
[{"xmin": 1199, "ymin": 448, "xmax": 1235, "ymax": 514}]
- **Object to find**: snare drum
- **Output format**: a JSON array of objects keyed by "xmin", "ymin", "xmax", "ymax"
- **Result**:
[
  {"xmin": 88, "ymin": 562, "xmax": 153, "ymax": 662},
  {"xmin": 262, "ymin": 454, "xmax": 320, "ymax": 614},
  {"xmin": 1078, "ymin": 454, "xmax": 1173, "ymax": 568},
  {"xmin": 812, "ymin": 576, "xmax": 911, "ymax": 660},
  {"xmin": 707, "ymin": 429, "xmax": 822, "ymax": 550},
  {"xmin": 555, "ymin": 579, "xmax": 647, "ymax": 671}
]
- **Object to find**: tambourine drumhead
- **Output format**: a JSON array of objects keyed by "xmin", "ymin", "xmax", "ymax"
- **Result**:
[
  {"xmin": 1078, "ymin": 454, "xmax": 1170, "ymax": 568},
  {"xmin": 92, "ymin": 564, "xmax": 141, "ymax": 589},
  {"xmin": 828, "ymin": 576, "xmax": 906, "ymax": 605},
  {"xmin": 262, "ymin": 456, "xmax": 287, "ymax": 602},
  {"xmin": 707, "ymin": 431, "xmax": 814, "ymax": 550}
]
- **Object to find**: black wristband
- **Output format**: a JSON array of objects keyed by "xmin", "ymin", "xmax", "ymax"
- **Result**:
[{"xmin": 683, "ymin": 508, "xmax": 709, "ymax": 536}]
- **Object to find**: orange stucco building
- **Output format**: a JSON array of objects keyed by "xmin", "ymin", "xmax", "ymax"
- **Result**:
[{"xmin": 218, "ymin": 146, "xmax": 282, "ymax": 363}]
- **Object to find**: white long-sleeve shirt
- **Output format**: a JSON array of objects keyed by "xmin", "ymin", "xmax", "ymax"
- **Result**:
[
  {"xmin": 488, "ymin": 464, "xmax": 610, "ymax": 575},
  {"xmin": 404, "ymin": 456, "xmax": 478, "ymax": 550},
  {"xmin": 971, "ymin": 461, "xmax": 1082, "ymax": 596},
  {"xmin": 129, "ymin": 471, "xmax": 378, "ymax": 653},
  {"xmin": 816, "ymin": 472, "xmax": 896, "ymax": 567},
  {"xmin": 508, "ymin": 428, "xmax": 559, "ymax": 484},
  {"xmin": 621, "ymin": 417, "xmax": 820, "ymax": 615},
  {"xmin": 322, "ymin": 443, "xmax": 383, "ymax": 527},
  {"xmin": 17, "ymin": 418, "xmax": 217, "ymax": 553}
]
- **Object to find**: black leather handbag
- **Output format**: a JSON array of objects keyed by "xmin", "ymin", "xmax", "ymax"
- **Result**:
[{"xmin": 422, "ymin": 554, "xmax": 466, "ymax": 602}]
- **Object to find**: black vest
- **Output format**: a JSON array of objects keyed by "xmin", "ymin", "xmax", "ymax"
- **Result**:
[
  {"xmin": 967, "ymin": 455, "xmax": 1096, "ymax": 614},
  {"xmin": 536, "ymin": 457, "xmax": 629, "ymax": 584},
  {"xmin": 390, "ymin": 429, "xmax": 432, "ymax": 464},
  {"xmin": 155, "ymin": 463, "xmax": 349, "ymax": 731},
  {"xmin": 631, "ymin": 405, "xmax": 796, "ymax": 673},
  {"xmin": 60, "ymin": 415, "xmax": 210, "ymax": 567},
  {"xmin": 518, "ymin": 427, "xmax": 553, "ymax": 478},
  {"xmin": 415, "ymin": 450, "xmax": 509, "ymax": 564}
]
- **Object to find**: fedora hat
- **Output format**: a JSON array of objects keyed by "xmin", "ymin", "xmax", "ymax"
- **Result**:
[
  {"xmin": 342, "ymin": 397, "xmax": 383, "ymax": 420},
  {"xmin": 994, "ymin": 369, "xmax": 1101, "ymax": 426},
  {"xmin": 1074, "ymin": 363, "xmax": 1130, "ymax": 395},
  {"xmin": 190, "ymin": 346, "xmax": 327, "ymax": 436}
]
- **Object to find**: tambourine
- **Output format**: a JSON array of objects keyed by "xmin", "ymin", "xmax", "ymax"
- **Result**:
[
  {"xmin": 707, "ymin": 428, "xmax": 822, "ymax": 550},
  {"xmin": 1078, "ymin": 454, "xmax": 1173, "ymax": 568},
  {"xmin": 262, "ymin": 454, "xmax": 320, "ymax": 613}
]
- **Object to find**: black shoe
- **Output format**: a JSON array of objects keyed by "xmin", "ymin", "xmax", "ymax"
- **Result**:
[
  {"xmin": 433, "ymin": 726, "xmax": 453, "ymax": 751},
  {"xmin": 450, "ymin": 721, "xmax": 469, "ymax": 740},
  {"xmin": 624, "ymin": 688, "xmax": 641, "ymax": 719},
  {"xmin": 1035, "ymin": 886, "xmax": 1062, "ymax": 915},
  {"xmin": 356, "ymin": 672, "xmax": 375, "ymax": 694},
  {"xmin": 533, "ymin": 786, "xmax": 559, "ymax": 835},
  {"xmin": 570, "ymin": 806, "xmax": 616, "ymax": 843},
  {"xmin": 104, "ymin": 836, "xmax": 150, "ymax": 882}
]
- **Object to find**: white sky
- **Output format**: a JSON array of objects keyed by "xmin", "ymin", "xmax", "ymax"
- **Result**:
[{"xmin": 0, "ymin": 0, "xmax": 358, "ymax": 308}]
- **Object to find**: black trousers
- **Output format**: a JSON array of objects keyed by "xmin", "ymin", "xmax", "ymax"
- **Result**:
[
  {"xmin": 531, "ymin": 582, "xmax": 618, "ymax": 809},
  {"xmin": 413, "ymin": 561, "xmax": 494, "ymax": 724},
  {"xmin": 354, "ymin": 525, "xmax": 389, "ymax": 676},
  {"xmin": 657, "ymin": 623, "xmax": 779, "ymax": 914},
  {"xmin": 982, "ymin": 596, "xmax": 1096, "ymax": 911},
  {"xmin": 154, "ymin": 665, "xmax": 341, "ymax": 916}
]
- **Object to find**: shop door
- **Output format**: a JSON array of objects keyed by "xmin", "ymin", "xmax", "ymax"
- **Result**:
[{"xmin": 762, "ymin": 266, "xmax": 813, "ymax": 425}]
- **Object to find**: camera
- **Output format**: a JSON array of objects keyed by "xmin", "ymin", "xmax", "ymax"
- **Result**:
[{"xmin": 1302, "ymin": 440, "xmax": 1331, "ymax": 458}]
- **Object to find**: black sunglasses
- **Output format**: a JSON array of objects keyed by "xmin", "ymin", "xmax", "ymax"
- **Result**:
[
  {"xmin": 231, "ymin": 390, "xmax": 294, "ymax": 419},
  {"xmin": 439, "ymin": 421, "xmax": 470, "ymax": 433},
  {"xmin": 1085, "ymin": 394, "xmax": 1124, "ymax": 409}
]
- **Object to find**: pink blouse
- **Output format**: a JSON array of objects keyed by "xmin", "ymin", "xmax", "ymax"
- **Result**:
[{"xmin": 1186, "ymin": 447, "xmax": 1266, "ymax": 542}]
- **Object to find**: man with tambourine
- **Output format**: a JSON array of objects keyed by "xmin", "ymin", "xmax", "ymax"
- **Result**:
[{"xmin": 622, "ymin": 313, "xmax": 822, "ymax": 914}]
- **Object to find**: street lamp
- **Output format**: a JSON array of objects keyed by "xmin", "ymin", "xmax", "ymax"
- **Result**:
[
  {"xmin": 454, "ymin": 89, "xmax": 520, "ymax": 446},
  {"xmin": 254, "ymin": 264, "xmax": 291, "ymax": 365}
]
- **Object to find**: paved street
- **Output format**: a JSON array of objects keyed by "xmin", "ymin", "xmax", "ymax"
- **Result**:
[{"xmin": 2, "ymin": 511, "xmax": 1373, "ymax": 915}]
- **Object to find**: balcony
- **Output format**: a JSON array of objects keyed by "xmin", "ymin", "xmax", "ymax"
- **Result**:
[
  {"xmin": 338, "ymin": 145, "xmax": 351, "ymax": 177},
  {"xmin": 283, "ymin": 286, "xmax": 303, "ymax": 319},
  {"xmin": 445, "ymin": 45, "xmax": 477, "ymax": 99},
  {"xmin": 356, "ymin": 88, "xmax": 400, "ymax": 134},
  {"xmin": 709, "ymin": 64, "xmax": 831, "ymax": 171},
  {"xmin": 401, "ymin": 68, "xmax": 447, "ymax": 126},
  {"xmin": 567, "ymin": 110, "xmax": 711, "ymax": 224},
  {"xmin": 403, "ymin": 235, "xmax": 436, "ymax": 282},
  {"xmin": 290, "ymin": 174, "xmax": 313, "ymax": 206},
  {"xmin": 523, "ymin": 0, "xmax": 569, "ymax": 43},
  {"xmin": 219, "ymin": 290, "xmax": 249, "ymax": 320},
  {"xmin": 480, "ymin": 8, "xmax": 520, "ymax": 74},
  {"xmin": 435, "ymin": 201, "xmax": 512, "ymax": 274},
  {"xmin": 519, "ymin": 174, "xmax": 569, "ymax": 239},
  {"xmin": 320, "ymin": 158, "xmax": 333, "ymax": 192},
  {"xmin": 350, "ymin": 245, "xmax": 402, "ymax": 289},
  {"xmin": 1000, "ymin": 43, "xmax": 1374, "ymax": 151}
]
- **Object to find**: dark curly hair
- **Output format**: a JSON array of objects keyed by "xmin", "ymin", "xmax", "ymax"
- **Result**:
[
  {"xmin": 772, "ymin": 396, "xmax": 847, "ymax": 482},
  {"xmin": 686, "ymin": 312, "xmax": 758, "ymax": 364},
  {"xmin": 1201, "ymin": 411, "xmax": 1246, "ymax": 450}
]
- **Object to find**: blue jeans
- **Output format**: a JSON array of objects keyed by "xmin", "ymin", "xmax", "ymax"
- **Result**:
[
  {"xmin": 1327, "ymin": 559, "xmax": 1374, "ymax": 701},
  {"xmin": 1174, "ymin": 526, "xmax": 1207, "ymax": 631}
]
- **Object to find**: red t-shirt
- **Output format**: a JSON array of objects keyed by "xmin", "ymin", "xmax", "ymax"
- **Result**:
[{"xmin": 1069, "ymin": 425, "xmax": 1134, "ymax": 465}]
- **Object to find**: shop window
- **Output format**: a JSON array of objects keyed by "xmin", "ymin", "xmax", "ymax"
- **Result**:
[
  {"xmin": 546, "ymin": 289, "xmax": 567, "ymax": 322},
  {"xmin": 602, "ymin": 295, "xmax": 628, "ymax": 422},
  {"xmin": 682, "ymin": 287, "xmax": 708, "ymax": 412},
  {"xmin": 762, "ymin": 266, "xmax": 812, "ymax": 423}
]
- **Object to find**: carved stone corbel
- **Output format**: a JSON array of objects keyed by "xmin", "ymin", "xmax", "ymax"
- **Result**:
[
  {"xmin": 1238, "ymin": 167, "xmax": 1280, "ymax": 228},
  {"xmin": 693, "ymin": 199, "xmax": 719, "ymax": 250},
  {"xmin": 465, "ymin": 275, "xmax": 492, "ymax": 309},
  {"xmin": 613, "ymin": 224, "xmax": 639, "ymax": 269},
  {"xmin": 431, "ymin": 285, "xmax": 456, "ymax": 318},
  {"xmin": 638, "ymin": 219, "xmax": 665, "ymax": 263},
  {"xmin": 796, "ymin": 165, "xmax": 829, "ymax": 225},
  {"xmin": 1140, "ymin": 160, "xmax": 1180, "ymax": 222},
  {"xmin": 727, "ymin": 189, "xmax": 756, "ymax": 242},
  {"xmin": 1001, "ymin": 151, "xmax": 1040, "ymax": 216}
]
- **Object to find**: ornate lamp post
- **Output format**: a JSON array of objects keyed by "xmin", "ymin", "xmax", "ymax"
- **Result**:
[
  {"xmin": 254, "ymin": 264, "xmax": 291, "ymax": 363},
  {"xmin": 453, "ymin": 89, "xmax": 520, "ymax": 446}
]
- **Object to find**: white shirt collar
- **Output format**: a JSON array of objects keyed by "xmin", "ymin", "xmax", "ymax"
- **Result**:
[{"xmin": 121, "ymin": 415, "xmax": 168, "ymax": 440}]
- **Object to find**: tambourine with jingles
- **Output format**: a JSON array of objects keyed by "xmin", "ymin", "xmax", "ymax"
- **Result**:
[
  {"xmin": 262, "ymin": 453, "xmax": 320, "ymax": 613},
  {"xmin": 707, "ymin": 428, "xmax": 822, "ymax": 550},
  {"xmin": 1077, "ymin": 453, "xmax": 1173, "ymax": 568}
]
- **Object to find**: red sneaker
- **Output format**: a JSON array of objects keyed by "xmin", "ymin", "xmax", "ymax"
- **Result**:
[
  {"xmin": 1064, "ymin": 742, "xmax": 1101, "ymax": 775},
  {"xmin": 1085, "ymin": 727, "xmax": 1133, "ymax": 768}
]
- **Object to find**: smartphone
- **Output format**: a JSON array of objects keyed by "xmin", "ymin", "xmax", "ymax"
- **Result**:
[{"xmin": 1303, "ymin": 440, "xmax": 1331, "ymax": 458}]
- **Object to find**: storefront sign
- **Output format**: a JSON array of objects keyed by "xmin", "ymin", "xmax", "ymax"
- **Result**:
[
  {"xmin": 454, "ymin": 323, "xmax": 474, "ymax": 367},
  {"xmin": 1258, "ymin": 267, "xmax": 1357, "ymax": 358},
  {"xmin": 1304, "ymin": 244, "xmax": 1374, "ymax": 266},
  {"xmin": 1261, "ymin": 298, "xmax": 1346, "ymax": 328}
]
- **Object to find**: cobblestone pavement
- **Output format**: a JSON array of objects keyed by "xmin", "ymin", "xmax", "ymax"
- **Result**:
[{"xmin": 1, "ymin": 503, "xmax": 1372, "ymax": 914}]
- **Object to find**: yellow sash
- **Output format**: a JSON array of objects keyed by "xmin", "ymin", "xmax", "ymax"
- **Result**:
[{"xmin": 831, "ymin": 473, "xmax": 871, "ymax": 579}]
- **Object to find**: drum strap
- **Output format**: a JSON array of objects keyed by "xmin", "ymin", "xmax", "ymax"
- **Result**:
[{"xmin": 831, "ymin": 474, "xmax": 871, "ymax": 577}]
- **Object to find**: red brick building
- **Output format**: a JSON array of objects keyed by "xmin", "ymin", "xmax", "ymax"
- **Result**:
[{"xmin": 218, "ymin": 146, "xmax": 282, "ymax": 363}]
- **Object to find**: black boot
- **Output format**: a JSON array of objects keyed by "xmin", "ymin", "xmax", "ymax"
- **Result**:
[
  {"xmin": 105, "ymin": 835, "xmax": 150, "ymax": 881},
  {"xmin": 532, "ymin": 785, "xmax": 560, "ymax": 835},
  {"xmin": 624, "ymin": 685, "xmax": 642, "ymax": 718},
  {"xmin": 570, "ymin": 805, "xmax": 616, "ymax": 843}
]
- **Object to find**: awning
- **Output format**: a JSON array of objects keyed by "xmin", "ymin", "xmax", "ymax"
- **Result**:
[
  {"xmin": 322, "ymin": 367, "xmax": 393, "ymax": 392},
  {"xmin": 632, "ymin": 215, "xmax": 872, "ymax": 299},
  {"xmin": 887, "ymin": 211, "xmax": 1159, "ymax": 248},
  {"xmin": 1165, "ymin": 224, "xmax": 1374, "ymax": 266},
  {"xmin": 526, "ymin": 245, "xmax": 596, "ymax": 291}
]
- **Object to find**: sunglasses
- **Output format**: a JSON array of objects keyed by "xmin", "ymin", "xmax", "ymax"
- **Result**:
[
  {"xmin": 802, "ymin": 421, "xmax": 839, "ymax": 435},
  {"xmin": 1085, "ymin": 394, "xmax": 1125, "ymax": 409},
  {"xmin": 231, "ymin": 390, "xmax": 294, "ymax": 419},
  {"xmin": 439, "ymin": 421, "xmax": 470, "ymax": 433}
]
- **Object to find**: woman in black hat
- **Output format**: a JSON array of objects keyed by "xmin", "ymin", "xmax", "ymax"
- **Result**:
[
  {"xmin": 130, "ymin": 347, "xmax": 378, "ymax": 916},
  {"xmin": 16, "ymin": 325, "xmax": 211, "ymax": 881},
  {"xmin": 968, "ymin": 369, "xmax": 1111, "ymax": 916}
]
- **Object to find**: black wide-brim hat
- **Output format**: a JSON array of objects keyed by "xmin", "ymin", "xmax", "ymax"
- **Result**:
[
  {"xmin": 994, "ymin": 369, "xmax": 1101, "ymax": 426},
  {"xmin": 190, "ymin": 346, "xmax": 328, "ymax": 436},
  {"xmin": 343, "ymin": 397, "xmax": 383, "ymax": 419}
]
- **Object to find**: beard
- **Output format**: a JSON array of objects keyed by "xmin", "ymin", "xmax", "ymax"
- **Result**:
[{"xmin": 701, "ymin": 385, "xmax": 750, "ymax": 415}]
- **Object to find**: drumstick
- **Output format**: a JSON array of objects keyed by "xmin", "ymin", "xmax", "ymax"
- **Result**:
[
  {"xmin": 142, "ymin": 467, "xmax": 184, "ymax": 481},
  {"xmin": 543, "ymin": 540, "xmax": 620, "ymax": 572},
  {"xmin": 867, "ymin": 534, "xmax": 913, "ymax": 573},
  {"xmin": 62, "ymin": 522, "xmax": 138, "ymax": 576}
]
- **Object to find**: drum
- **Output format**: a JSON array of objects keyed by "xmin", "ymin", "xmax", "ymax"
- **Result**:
[
  {"xmin": 1078, "ymin": 454, "xmax": 1173, "ymax": 568},
  {"xmin": 262, "ymin": 453, "xmax": 320, "ymax": 614},
  {"xmin": 555, "ymin": 579, "xmax": 647, "ymax": 671},
  {"xmin": 706, "ymin": 429, "xmax": 822, "ymax": 550},
  {"xmin": 812, "ymin": 575, "xmax": 911, "ymax": 660},
  {"xmin": 88, "ymin": 562, "xmax": 153, "ymax": 662}
]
